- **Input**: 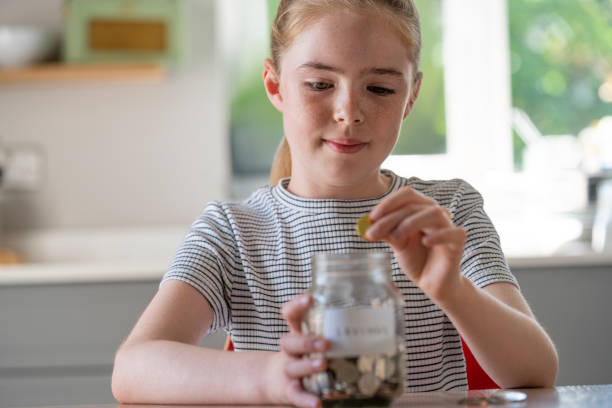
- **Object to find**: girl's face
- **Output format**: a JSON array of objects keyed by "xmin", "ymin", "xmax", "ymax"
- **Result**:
[{"xmin": 264, "ymin": 9, "xmax": 420, "ymax": 198}]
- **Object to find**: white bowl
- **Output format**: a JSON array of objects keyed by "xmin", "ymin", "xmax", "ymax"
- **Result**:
[{"xmin": 0, "ymin": 25, "xmax": 59, "ymax": 69}]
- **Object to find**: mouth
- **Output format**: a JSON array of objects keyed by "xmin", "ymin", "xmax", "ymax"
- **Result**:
[{"xmin": 323, "ymin": 139, "xmax": 367, "ymax": 154}]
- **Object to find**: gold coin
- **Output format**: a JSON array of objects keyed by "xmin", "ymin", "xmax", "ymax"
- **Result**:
[
  {"xmin": 357, "ymin": 355, "xmax": 375, "ymax": 373},
  {"xmin": 357, "ymin": 372, "xmax": 381, "ymax": 397},
  {"xmin": 331, "ymin": 358, "xmax": 360, "ymax": 384},
  {"xmin": 374, "ymin": 356, "xmax": 396, "ymax": 380},
  {"xmin": 356, "ymin": 215, "xmax": 372, "ymax": 240}
]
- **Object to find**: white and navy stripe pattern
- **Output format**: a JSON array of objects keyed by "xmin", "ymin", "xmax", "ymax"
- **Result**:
[{"xmin": 162, "ymin": 170, "xmax": 518, "ymax": 392}]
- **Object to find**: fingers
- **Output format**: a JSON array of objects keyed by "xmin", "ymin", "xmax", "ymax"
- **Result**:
[
  {"xmin": 280, "ymin": 333, "xmax": 330, "ymax": 356},
  {"xmin": 278, "ymin": 295, "xmax": 328, "ymax": 408},
  {"xmin": 370, "ymin": 186, "xmax": 435, "ymax": 221},
  {"xmin": 287, "ymin": 380, "xmax": 321, "ymax": 408},
  {"xmin": 366, "ymin": 204, "xmax": 427, "ymax": 240},
  {"xmin": 281, "ymin": 294, "xmax": 313, "ymax": 333},
  {"xmin": 285, "ymin": 357, "xmax": 327, "ymax": 378},
  {"xmin": 367, "ymin": 186, "xmax": 453, "ymax": 245},
  {"xmin": 367, "ymin": 204, "xmax": 452, "ymax": 243},
  {"xmin": 422, "ymin": 226, "xmax": 467, "ymax": 250}
]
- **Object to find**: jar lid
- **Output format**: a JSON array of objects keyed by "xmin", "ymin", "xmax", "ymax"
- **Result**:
[{"xmin": 311, "ymin": 251, "xmax": 391, "ymax": 275}]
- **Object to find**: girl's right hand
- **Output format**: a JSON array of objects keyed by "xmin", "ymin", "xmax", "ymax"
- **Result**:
[{"xmin": 265, "ymin": 294, "xmax": 329, "ymax": 408}]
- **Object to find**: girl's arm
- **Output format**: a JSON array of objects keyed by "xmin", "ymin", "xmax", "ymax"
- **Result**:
[
  {"xmin": 438, "ymin": 279, "xmax": 558, "ymax": 389},
  {"xmin": 111, "ymin": 280, "xmax": 327, "ymax": 407},
  {"xmin": 366, "ymin": 186, "xmax": 558, "ymax": 389}
]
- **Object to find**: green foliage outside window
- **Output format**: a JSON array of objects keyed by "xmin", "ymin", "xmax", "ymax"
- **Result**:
[
  {"xmin": 509, "ymin": 0, "xmax": 612, "ymax": 167},
  {"xmin": 393, "ymin": 0, "xmax": 446, "ymax": 156}
]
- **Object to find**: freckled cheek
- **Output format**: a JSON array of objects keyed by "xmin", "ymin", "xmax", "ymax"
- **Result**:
[
  {"xmin": 369, "ymin": 101, "xmax": 401, "ymax": 122},
  {"xmin": 286, "ymin": 96, "xmax": 329, "ymax": 131},
  {"xmin": 371, "ymin": 103, "xmax": 405, "ymax": 146},
  {"xmin": 283, "ymin": 111, "xmax": 323, "ymax": 155}
]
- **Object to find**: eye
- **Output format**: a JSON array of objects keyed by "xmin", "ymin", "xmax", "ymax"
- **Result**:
[
  {"xmin": 306, "ymin": 81, "xmax": 333, "ymax": 91},
  {"xmin": 367, "ymin": 86, "xmax": 395, "ymax": 95}
]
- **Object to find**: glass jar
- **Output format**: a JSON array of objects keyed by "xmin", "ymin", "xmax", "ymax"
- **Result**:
[{"xmin": 302, "ymin": 252, "xmax": 405, "ymax": 407}]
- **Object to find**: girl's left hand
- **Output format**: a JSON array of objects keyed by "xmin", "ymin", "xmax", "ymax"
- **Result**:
[{"xmin": 365, "ymin": 186, "xmax": 467, "ymax": 303}]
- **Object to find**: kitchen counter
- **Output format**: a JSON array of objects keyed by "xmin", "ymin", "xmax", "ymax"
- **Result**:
[
  {"xmin": 508, "ymin": 247, "xmax": 612, "ymax": 269},
  {"xmin": 0, "ymin": 226, "xmax": 185, "ymax": 285},
  {"xmin": 0, "ymin": 224, "xmax": 610, "ymax": 286}
]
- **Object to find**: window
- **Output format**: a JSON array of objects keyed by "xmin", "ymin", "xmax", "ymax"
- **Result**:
[
  {"xmin": 219, "ymin": 0, "xmax": 279, "ymax": 178},
  {"xmin": 387, "ymin": 0, "xmax": 514, "ymax": 180},
  {"xmin": 220, "ymin": 0, "xmax": 612, "ymax": 203},
  {"xmin": 393, "ymin": 0, "xmax": 446, "ymax": 156},
  {"xmin": 508, "ymin": 0, "xmax": 612, "ymax": 171}
]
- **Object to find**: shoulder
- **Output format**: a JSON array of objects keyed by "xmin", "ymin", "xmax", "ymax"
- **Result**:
[
  {"xmin": 396, "ymin": 176, "xmax": 485, "ymax": 226},
  {"xmin": 198, "ymin": 184, "xmax": 278, "ymax": 226},
  {"xmin": 184, "ymin": 186, "xmax": 278, "ymax": 253},
  {"xmin": 400, "ymin": 176, "xmax": 482, "ymax": 206}
]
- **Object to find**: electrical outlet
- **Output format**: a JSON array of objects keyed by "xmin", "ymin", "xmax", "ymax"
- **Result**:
[{"xmin": 2, "ymin": 147, "xmax": 44, "ymax": 191}]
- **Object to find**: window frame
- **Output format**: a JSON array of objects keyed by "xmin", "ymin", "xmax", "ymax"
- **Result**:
[{"xmin": 385, "ymin": 0, "xmax": 513, "ymax": 182}]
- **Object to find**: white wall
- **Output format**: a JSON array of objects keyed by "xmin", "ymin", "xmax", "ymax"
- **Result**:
[{"xmin": 0, "ymin": 0, "xmax": 229, "ymax": 231}]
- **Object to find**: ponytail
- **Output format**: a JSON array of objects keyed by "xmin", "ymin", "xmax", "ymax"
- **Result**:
[{"xmin": 269, "ymin": 136, "xmax": 292, "ymax": 185}]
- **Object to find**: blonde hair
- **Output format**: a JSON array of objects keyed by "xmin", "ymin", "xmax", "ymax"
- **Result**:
[
  {"xmin": 268, "ymin": 0, "xmax": 422, "ymax": 185},
  {"xmin": 269, "ymin": 136, "xmax": 292, "ymax": 185}
]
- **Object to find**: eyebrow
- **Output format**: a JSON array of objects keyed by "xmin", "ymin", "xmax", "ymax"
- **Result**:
[{"xmin": 297, "ymin": 62, "xmax": 405, "ymax": 78}]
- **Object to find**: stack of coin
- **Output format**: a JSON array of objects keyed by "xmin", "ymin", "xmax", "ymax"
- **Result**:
[{"xmin": 303, "ymin": 353, "xmax": 403, "ymax": 404}]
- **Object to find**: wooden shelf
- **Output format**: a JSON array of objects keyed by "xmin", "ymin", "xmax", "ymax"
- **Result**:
[{"xmin": 0, "ymin": 62, "xmax": 166, "ymax": 84}]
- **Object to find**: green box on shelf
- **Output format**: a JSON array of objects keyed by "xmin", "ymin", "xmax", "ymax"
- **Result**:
[{"xmin": 63, "ymin": 0, "xmax": 187, "ymax": 66}]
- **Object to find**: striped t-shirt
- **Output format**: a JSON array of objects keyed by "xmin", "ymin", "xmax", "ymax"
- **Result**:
[{"xmin": 161, "ymin": 169, "xmax": 518, "ymax": 392}]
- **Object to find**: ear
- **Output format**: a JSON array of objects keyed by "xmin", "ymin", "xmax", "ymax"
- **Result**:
[
  {"xmin": 263, "ymin": 58, "xmax": 284, "ymax": 112},
  {"xmin": 403, "ymin": 71, "xmax": 423, "ymax": 119}
]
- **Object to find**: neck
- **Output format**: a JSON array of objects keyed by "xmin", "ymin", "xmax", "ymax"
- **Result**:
[{"xmin": 286, "ymin": 169, "xmax": 392, "ymax": 200}]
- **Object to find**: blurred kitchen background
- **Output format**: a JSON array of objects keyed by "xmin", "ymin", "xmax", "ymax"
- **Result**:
[{"xmin": 0, "ymin": 0, "xmax": 611, "ymax": 406}]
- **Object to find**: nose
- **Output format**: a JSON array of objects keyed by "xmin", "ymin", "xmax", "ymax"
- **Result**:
[{"xmin": 333, "ymin": 88, "xmax": 364, "ymax": 125}]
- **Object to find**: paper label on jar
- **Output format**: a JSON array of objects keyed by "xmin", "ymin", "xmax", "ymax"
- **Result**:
[{"xmin": 322, "ymin": 307, "xmax": 396, "ymax": 357}]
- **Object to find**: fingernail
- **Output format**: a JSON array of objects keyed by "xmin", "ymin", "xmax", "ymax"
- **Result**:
[
  {"xmin": 365, "ymin": 228, "xmax": 376, "ymax": 240},
  {"xmin": 300, "ymin": 295, "xmax": 310, "ymax": 305},
  {"xmin": 314, "ymin": 339, "xmax": 326, "ymax": 351},
  {"xmin": 312, "ymin": 359, "xmax": 323, "ymax": 368}
]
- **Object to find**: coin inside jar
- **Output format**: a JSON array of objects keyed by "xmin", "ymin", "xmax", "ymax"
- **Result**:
[
  {"xmin": 357, "ymin": 355, "xmax": 375, "ymax": 373},
  {"xmin": 303, "ymin": 354, "xmax": 402, "ymax": 405},
  {"xmin": 374, "ymin": 356, "xmax": 396, "ymax": 380},
  {"xmin": 357, "ymin": 372, "xmax": 382, "ymax": 397},
  {"xmin": 330, "ymin": 358, "xmax": 360, "ymax": 383}
]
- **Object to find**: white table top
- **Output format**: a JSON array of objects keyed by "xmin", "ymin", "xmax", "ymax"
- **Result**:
[{"xmin": 12, "ymin": 385, "xmax": 612, "ymax": 408}]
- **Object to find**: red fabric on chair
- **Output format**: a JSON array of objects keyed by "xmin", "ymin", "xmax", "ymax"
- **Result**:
[
  {"xmin": 224, "ymin": 337, "xmax": 498, "ymax": 390},
  {"xmin": 224, "ymin": 336, "xmax": 234, "ymax": 351},
  {"xmin": 461, "ymin": 337, "xmax": 499, "ymax": 390}
]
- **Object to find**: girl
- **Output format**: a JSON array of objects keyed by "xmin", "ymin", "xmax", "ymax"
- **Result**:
[{"xmin": 112, "ymin": 1, "xmax": 558, "ymax": 407}]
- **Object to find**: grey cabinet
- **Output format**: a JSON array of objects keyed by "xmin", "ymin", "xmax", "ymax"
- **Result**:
[
  {"xmin": 513, "ymin": 264, "xmax": 612, "ymax": 386},
  {"xmin": 0, "ymin": 280, "xmax": 226, "ymax": 407}
]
